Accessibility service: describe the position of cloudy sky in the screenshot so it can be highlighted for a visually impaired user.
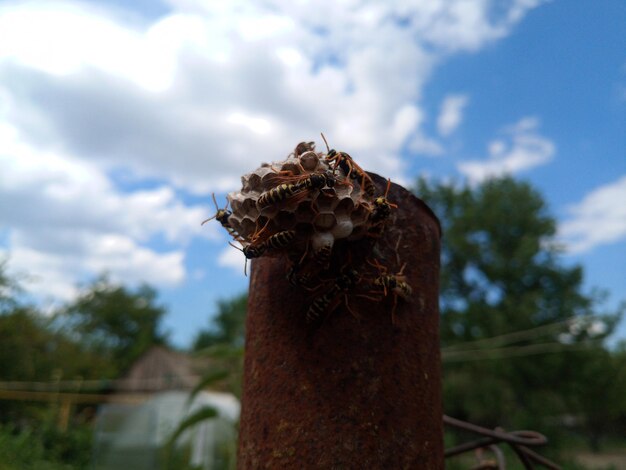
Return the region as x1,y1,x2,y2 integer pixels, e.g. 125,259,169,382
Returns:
0,0,624,347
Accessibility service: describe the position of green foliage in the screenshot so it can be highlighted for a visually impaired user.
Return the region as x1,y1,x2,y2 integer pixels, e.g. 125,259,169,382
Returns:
0,308,113,383
62,275,169,376
187,370,232,406
0,422,92,470
163,411,237,470
415,176,624,447
0,259,21,314
191,294,247,397
192,293,247,350
416,177,598,341
165,406,218,451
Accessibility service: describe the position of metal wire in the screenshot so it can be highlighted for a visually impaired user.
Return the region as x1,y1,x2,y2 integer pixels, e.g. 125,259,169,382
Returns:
444,415,561,470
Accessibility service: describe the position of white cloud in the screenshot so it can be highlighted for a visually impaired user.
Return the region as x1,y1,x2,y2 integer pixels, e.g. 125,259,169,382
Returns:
5,236,185,300
0,0,545,302
0,122,212,300
457,117,555,183
558,175,626,253
437,94,469,136
415,0,547,52
0,0,544,192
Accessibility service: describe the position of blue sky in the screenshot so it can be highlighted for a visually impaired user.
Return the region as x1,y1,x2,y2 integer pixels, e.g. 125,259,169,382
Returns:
0,0,624,347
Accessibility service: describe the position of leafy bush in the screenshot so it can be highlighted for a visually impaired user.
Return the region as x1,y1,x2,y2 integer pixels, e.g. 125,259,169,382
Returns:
0,423,92,470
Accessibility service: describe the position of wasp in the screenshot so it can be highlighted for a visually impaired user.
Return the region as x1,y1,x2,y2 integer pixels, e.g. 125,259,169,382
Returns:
263,229,297,251
202,193,233,230
321,133,376,197
286,263,315,290
286,246,311,288
306,269,359,323
230,229,296,275
369,178,398,224
257,171,337,208
367,258,412,323
314,244,333,268
239,229,296,258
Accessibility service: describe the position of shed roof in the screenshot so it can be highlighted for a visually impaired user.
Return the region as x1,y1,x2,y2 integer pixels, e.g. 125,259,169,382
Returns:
115,346,208,393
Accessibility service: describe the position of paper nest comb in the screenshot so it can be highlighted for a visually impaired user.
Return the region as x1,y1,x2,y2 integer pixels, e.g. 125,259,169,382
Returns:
226,144,375,258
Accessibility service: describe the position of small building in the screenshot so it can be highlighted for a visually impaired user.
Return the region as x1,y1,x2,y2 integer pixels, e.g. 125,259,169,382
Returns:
93,346,239,470
114,346,208,394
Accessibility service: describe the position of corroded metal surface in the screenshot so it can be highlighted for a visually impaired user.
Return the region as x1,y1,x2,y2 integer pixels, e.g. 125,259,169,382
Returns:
238,173,443,469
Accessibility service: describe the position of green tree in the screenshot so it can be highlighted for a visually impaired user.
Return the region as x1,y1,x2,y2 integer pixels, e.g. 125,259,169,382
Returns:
414,177,623,435
0,263,113,428
566,346,626,451
0,259,21,314
192,293,247,350
0,262,113,384
0,307,112,384
63,275,169,376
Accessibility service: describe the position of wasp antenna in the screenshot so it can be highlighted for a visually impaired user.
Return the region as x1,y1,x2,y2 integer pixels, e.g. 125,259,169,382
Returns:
394,234,402,266
384,178,392,198
320,132,331,153
211,192,219,210
344,295,360,319
365,257,378,270
397,263,407,277
367,257,386,274
356,293,383,302
228,241,244,253
391,295,398,325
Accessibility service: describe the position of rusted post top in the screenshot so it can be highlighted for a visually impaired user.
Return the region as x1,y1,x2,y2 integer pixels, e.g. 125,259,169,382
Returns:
238,173,443,469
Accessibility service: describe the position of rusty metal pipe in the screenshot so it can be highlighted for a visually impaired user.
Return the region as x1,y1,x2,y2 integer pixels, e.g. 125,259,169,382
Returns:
238,174,444,469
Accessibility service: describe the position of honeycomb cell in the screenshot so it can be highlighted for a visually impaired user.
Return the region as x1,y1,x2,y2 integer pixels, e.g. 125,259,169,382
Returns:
239,217,257,237
300,151,319,171
336,197,355,214
351,203,371,225
242,197,257,213
295,201,316,222
275,210,297,229
257,202,280,219
259,173,279,192
331,218,353,239
314,213,336,231
316,192,336,212
281,161,302,175
229,198,243,215
248,173,262,190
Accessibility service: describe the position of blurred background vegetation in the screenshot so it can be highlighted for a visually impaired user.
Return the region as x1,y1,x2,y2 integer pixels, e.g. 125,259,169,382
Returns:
1,176,624,469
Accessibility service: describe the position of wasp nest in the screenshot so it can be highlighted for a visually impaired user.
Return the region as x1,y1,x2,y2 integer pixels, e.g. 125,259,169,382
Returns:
206,139,410,324
228,155,372,250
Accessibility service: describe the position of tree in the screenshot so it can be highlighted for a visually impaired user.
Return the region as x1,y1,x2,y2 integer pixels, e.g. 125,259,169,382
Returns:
63,276,169,376
414,177,623,436
0,259,20,314
192,293,247,350
0,263,114,426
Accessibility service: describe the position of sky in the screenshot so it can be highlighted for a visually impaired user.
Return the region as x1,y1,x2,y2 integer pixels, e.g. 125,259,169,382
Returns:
0,0,624,348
